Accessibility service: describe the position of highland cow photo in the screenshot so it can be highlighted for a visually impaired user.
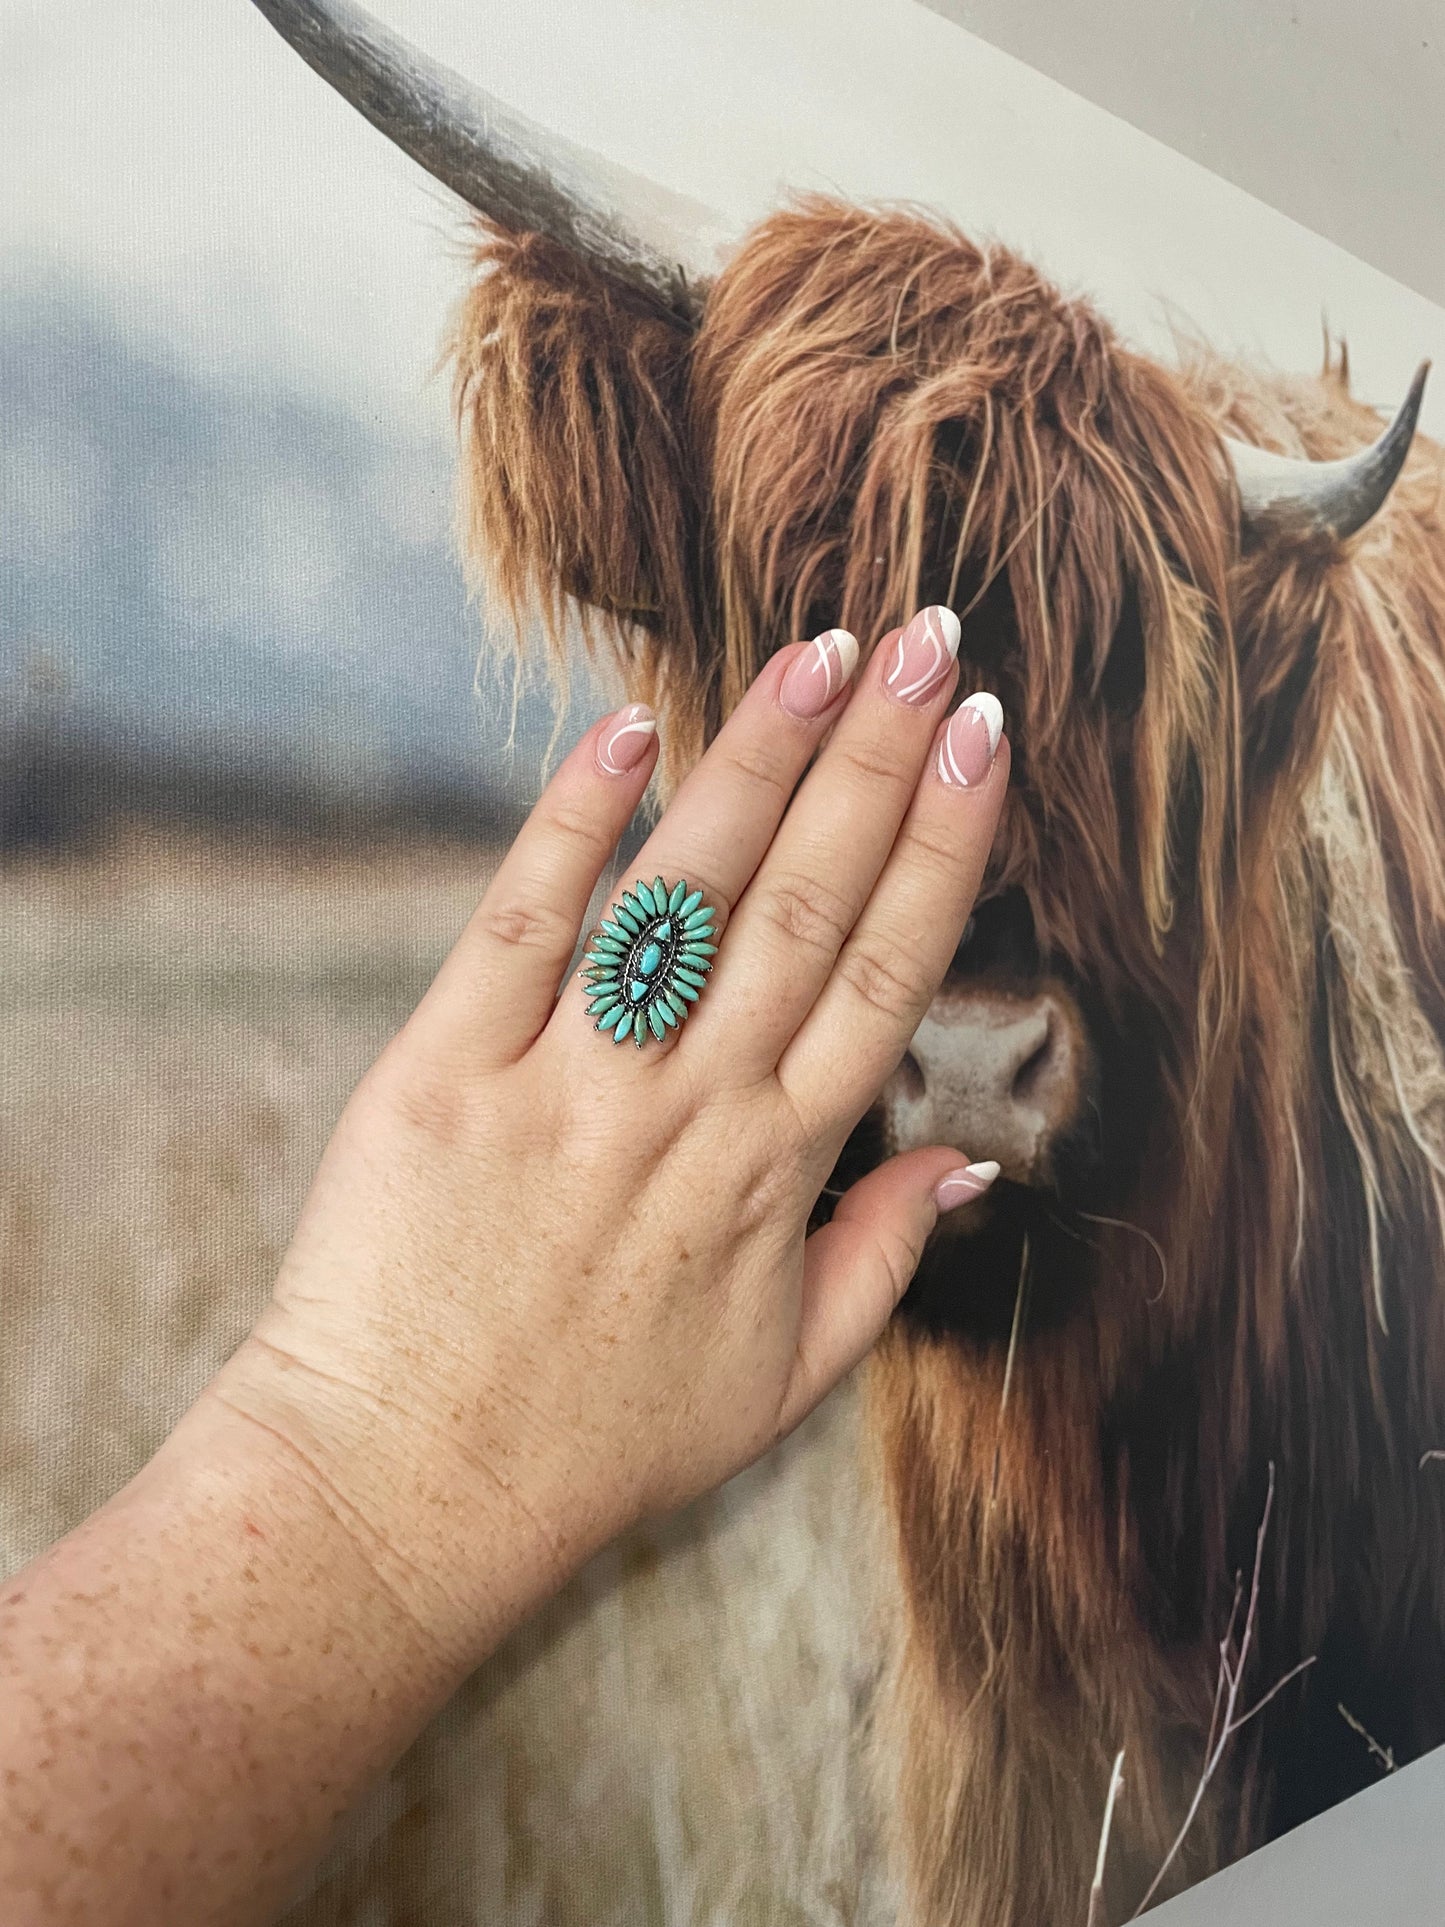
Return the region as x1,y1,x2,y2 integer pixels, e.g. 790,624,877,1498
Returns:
4,3,1445,1924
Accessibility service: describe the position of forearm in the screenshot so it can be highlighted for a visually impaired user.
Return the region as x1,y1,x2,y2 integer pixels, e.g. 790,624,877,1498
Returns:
0,1386,519,1927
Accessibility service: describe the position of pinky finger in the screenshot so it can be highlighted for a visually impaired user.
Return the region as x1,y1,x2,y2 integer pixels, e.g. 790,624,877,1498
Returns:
773,1151,1000,1437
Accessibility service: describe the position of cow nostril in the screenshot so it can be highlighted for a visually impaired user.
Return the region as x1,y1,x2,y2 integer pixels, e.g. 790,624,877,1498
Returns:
894,1049,926,1102
1010,1015,1054,1104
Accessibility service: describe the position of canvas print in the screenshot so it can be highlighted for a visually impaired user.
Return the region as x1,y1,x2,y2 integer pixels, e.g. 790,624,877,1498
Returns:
6,2,1445,1922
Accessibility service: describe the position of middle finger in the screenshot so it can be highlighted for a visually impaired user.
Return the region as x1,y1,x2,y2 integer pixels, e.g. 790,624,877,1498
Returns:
690,605,961,1068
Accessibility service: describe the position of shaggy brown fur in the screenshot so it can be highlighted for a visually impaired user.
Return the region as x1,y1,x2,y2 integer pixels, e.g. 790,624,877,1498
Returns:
451,198,1445,1921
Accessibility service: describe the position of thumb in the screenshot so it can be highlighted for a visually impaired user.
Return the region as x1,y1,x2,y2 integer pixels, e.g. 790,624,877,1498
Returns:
775,1150,1000,1437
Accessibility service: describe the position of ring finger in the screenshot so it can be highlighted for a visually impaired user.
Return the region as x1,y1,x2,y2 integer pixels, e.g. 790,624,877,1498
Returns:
550,626,861,1052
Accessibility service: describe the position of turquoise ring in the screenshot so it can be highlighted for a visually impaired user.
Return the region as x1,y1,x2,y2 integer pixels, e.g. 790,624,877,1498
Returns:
583,877,719,1046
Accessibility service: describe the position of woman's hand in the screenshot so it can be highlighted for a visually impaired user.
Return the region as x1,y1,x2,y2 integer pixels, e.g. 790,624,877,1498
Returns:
215,605,1009,1660
0,607,1008,1927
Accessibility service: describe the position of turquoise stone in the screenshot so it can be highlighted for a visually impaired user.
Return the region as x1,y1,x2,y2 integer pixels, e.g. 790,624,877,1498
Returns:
589,879,717,1046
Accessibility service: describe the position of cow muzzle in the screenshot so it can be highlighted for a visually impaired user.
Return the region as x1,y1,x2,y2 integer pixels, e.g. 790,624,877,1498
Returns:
880,982,1091,1190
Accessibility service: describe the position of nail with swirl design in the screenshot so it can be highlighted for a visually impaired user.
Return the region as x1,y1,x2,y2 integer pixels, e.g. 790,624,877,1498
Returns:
937,693,1004,788
596,704,658,776
779,628,860,719
884,605,961,706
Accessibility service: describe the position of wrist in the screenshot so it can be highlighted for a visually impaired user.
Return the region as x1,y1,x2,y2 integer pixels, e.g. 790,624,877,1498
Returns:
0,1386,479,1927
202,1331,598,1671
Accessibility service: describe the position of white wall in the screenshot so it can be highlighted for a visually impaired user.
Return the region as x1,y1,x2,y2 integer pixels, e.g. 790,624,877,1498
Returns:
3,0,1441,440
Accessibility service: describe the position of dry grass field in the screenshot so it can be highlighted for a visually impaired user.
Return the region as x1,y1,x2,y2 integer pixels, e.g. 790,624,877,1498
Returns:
1,828,494,1565
0,828,886,1926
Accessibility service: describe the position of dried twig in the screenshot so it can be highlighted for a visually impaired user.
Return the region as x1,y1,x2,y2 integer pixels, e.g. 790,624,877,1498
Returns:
1086,1749,1126,1927
1131,1463,1316,1917
990,1231,1032,1506
1337,1702,1397,1773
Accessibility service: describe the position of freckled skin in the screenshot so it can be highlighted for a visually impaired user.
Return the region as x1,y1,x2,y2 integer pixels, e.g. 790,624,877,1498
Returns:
0,1403,468,1926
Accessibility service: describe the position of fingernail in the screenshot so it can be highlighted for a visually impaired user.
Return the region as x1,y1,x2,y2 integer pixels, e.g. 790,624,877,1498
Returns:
779,628,860,719
883,606,961,706
596,704,658,775
936,693,1004,788
934,1160,1001,1211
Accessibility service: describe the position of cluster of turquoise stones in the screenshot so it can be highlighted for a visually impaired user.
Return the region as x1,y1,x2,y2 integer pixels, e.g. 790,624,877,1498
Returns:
584,877,718,1045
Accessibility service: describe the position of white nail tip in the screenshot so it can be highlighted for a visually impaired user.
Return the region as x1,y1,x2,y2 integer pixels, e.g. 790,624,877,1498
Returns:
962,692,1004,756
934,606,962,657
965,1160,1001,1183
824,628,860,682
597,712,657,773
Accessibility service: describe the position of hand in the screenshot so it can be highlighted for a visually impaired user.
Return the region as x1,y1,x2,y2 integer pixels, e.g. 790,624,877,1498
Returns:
0,607,1009,1927
213,606,1009,1663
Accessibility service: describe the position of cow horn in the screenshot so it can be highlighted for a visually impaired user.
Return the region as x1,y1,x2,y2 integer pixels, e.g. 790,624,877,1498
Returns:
248,0,699,315
1225,361,1430,541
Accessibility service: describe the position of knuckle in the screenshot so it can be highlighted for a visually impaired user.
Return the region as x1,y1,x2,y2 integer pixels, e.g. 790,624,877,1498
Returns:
837,930,934,1025
902,816,972,884
836,739,915,797
876,1223,926,1302
547,798,608,852
363,1043,474,1150
474,896,575,956
755,870,857,958
720,741,793,806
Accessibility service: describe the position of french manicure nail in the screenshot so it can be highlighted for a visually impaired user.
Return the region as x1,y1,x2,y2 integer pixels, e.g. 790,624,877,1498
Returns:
596,704,658,775
934,1160,1001,1212
937,693,1004,788
884,605,961,706
779,628,860,719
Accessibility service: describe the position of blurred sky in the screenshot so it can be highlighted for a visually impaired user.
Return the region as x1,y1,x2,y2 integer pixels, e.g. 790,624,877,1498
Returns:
3,0,1441,432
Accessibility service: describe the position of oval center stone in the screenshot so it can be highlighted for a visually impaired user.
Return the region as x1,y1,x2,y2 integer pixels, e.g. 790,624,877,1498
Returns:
638,940,664,977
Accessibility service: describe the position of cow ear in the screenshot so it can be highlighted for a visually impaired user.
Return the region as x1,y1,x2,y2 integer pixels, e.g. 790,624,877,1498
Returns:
450,231,710,782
